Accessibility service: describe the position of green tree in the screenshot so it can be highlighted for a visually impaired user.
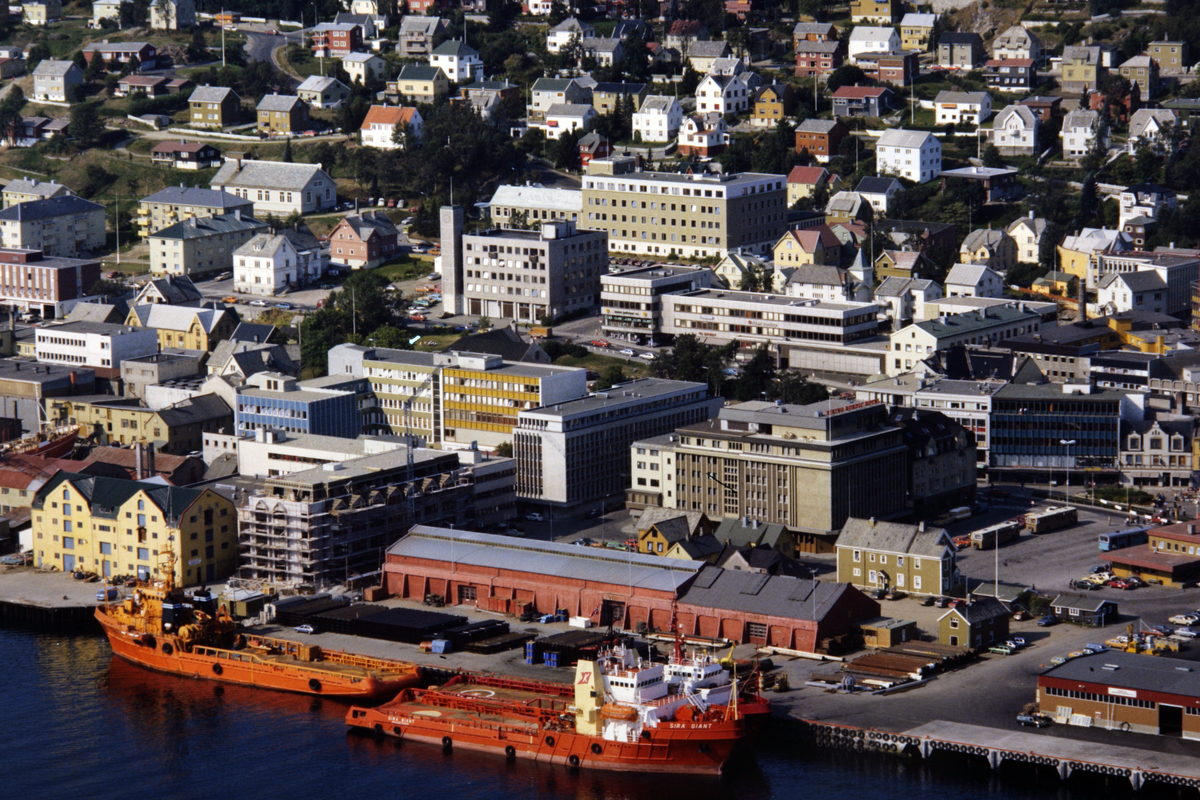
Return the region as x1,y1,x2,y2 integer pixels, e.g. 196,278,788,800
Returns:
733,344,776,401
555,128,583,171
299,308,352,375
594,365,628,390
826,64,865,92
366,324,415,349
771,370,830,405
981,144,1003,169
283,137,294,163
1038,221,1062,271
494,441,514,457
70,102,106,149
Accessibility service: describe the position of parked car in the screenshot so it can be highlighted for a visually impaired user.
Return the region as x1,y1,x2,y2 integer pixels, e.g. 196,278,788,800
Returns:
274,302,293,310
1107,579,1133,590
96,587,119,602
1009,636,1026,647
572,538,595,547
426,272,439,280
988,645,1014,655
1006,639,1024,650
525,512,544,522
294,624,315,635
1169,613,1200,626
1037,615,1058,627
1176,628,1199,639
951,535,972,550
620,349,635,356
249,299,268,307
221,296,238,304
409,314,426,322
215,272,232,281
107,271,122,279
921,595,936,607
639,352,656,360
1017,713,1051,728
591,340,609,347
1012,609,1030,621
934,596,950,608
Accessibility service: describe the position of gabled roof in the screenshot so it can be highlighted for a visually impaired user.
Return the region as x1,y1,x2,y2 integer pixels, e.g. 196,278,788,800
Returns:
961,228,1011,252
130,303,232,334
779,226,841,254
189,85,237,104
1050,592,1115,612
297,75,347,94
136,275,202,305
431,38,477,57
938,596,1008,625
945,262,998,287
140,186,249,209
994,104,1037,129
399,15,444,34
849,26,897,42
831,85,890,99
148,211,267,241
545,103,594,118
1129,108,1178,140
343,51,382,64
3,178,71,198
1099,270,1166,293
34,471,208,525
150,140,216,155
934,90,988,105
637,95,678,114
396,65,445,81
234,232,295,260
211,160,332,193
677,566,854,622
1062,108,1100,131
857,176,902,195
639,506,706,538
787,165,828,185
437,325,543,363
229,322,277,344
837,517,952,558
793,21,836,36
549,16,594,34
877,128,936,149
334,211,399,241
796,118,840,134
687,40,731,58
0,195,104,222
531,77,581,93
900,12,937,26
361,104,418,127
256,93,303,112
788,263,847,287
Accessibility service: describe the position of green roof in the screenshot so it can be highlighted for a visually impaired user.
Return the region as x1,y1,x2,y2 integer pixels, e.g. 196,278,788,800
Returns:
34,471,205,524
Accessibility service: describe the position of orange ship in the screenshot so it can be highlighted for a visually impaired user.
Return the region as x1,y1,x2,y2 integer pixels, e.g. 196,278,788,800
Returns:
347,642,765,774
95,548,423,699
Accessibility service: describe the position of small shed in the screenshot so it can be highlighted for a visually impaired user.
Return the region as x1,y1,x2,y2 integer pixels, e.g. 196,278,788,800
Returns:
1050,593,1117,626
936,596,1010,649
860,616,919,648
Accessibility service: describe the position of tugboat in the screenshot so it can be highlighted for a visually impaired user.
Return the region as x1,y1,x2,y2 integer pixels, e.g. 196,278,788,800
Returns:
96,546,423,699
346,640,766,773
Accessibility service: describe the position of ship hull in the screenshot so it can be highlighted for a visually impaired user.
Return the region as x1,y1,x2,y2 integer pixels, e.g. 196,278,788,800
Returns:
97,609,420,700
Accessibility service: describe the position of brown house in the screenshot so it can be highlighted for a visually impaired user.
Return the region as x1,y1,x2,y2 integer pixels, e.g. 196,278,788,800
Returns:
794,118,847,160
328,211,401,269
150,140,222,170
256,94,309,135
794,40,844,77
937,596,1010,649
752,83,795,126
190,85,241,129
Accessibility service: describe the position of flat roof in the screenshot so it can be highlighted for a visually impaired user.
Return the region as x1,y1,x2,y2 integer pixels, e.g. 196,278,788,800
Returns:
267,447,452,486
1042,650,1200,698
521,378,707,419
35,321,146,336
674,288,875,313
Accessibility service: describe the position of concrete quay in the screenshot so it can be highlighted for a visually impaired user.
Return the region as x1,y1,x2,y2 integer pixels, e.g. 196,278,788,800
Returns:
0,567,103,628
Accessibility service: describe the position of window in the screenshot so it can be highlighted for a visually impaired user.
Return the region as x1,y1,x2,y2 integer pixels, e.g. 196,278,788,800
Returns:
949,617,959,628
137,547,149,561
62,536,74,550
853,549,861,563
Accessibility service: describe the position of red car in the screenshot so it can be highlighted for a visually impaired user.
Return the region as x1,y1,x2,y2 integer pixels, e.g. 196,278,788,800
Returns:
410,314,426,322
952,535,972,550
1108,579,1134,590
591,340,609,347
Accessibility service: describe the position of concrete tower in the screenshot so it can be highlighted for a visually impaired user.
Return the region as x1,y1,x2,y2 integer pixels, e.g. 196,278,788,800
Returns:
439,205,464,315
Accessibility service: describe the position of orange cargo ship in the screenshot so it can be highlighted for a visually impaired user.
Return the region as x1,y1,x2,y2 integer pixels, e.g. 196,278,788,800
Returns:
95,548,423,699
347,642,766,774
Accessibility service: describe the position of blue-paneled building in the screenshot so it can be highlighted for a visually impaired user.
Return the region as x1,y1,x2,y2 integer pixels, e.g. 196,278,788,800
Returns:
235,372,364,439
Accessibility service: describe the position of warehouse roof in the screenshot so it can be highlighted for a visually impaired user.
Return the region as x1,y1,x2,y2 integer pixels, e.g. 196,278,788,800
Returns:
677,566,851,621
388,526,703,592
1042,650,1200,696
837,517,952,558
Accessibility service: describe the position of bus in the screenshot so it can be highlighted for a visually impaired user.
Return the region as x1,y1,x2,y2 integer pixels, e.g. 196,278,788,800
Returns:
1098,526,1152,552
971,520,1022,550
1027,506,1078,534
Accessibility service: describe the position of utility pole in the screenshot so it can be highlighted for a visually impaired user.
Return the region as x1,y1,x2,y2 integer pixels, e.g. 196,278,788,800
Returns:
221,9,226,68
114,194,120,264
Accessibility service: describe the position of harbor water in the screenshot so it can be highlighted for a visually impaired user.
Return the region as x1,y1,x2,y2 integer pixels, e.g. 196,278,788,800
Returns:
0,627,1161,800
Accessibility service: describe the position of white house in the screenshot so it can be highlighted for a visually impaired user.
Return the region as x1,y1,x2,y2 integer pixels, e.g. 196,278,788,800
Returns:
430,39,482,84
583,37,624,67
848,26,901,64
1127,108,1179,155
695,72,760,115
297,75,350,109
875,277,943,327
543,103,597,139
990,104,1039,156
632,95,682,143
992,25,1042,64
32,60,82,103
856,176,903,215
91,0,127,28
677,113,728,157
944,263,1003,298
211,158,336,216
1118,183,1177,229
1097,271,1168,315
34,321,158,370
876,129,942,183
149,0,195,30
360,105,422,150
784,263,873,303
234,231,327,296
1061,109,1105,159
933,90,992,125
547,16,595,53
1006,213,1049,264
342,52,386,85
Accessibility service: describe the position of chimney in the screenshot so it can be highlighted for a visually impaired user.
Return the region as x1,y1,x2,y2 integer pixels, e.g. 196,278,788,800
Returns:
869,517,876,526
1076,272,1086,322
135,442,144,480
918,521,925,532
147,443,155,477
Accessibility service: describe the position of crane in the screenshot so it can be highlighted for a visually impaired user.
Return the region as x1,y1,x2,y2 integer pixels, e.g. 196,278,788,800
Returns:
403,372,438,524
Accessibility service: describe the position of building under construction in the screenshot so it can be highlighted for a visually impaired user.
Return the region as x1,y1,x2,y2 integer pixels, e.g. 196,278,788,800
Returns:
236,447,491,588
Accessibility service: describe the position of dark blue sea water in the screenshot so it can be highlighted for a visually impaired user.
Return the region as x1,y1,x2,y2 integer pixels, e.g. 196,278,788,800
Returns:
0,627,1154,800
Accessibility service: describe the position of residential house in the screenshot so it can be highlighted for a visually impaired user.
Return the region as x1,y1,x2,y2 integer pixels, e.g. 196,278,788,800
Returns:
430,39,481,84
937,597,1009,648
850,0,901,24
30,472,237,585
149,141,222,171
234,228,327,296
1148,41,1189,73
211,158,337,216
677,113,728,157
1061,109,1105,159
342,52,386,85
24,0,62,25
189,86,240,129
637,508,711,556
583,37,624,67
327,211,400,269
547,16,595,53
0,50,26,81
126,304,238,352
848,26,900,64
685,41,731,74
148,211,269,279
115,75,167,98
0,196,106,258
856,176,903,216
1056,227,1132,284
1118,183,1176,229
785,261,872,303
1018,95,1062,122
2,179,72,207
984,58,1037,93
934,90,992,125
886,304,1042,375
1118,420,1195,486
1007,213,1049,264
135,186,253,239
992,25,1042,65
786,165,839,206
939,166,1021,203
836,517,957,596
149,0,194,30
1030,270,1074,297
82,41,157,69
333,12,382,39
1061,45,1106,94
255,94,308,135
945,263,1003,297
543,104,597,139
133,275,203,306
824,191,871,224
91,0,125,27
390,65,449,104
632,95,682,142
773,226,841,267
1049,593,1117,626
591,82,648,114
1098,271,1169,315
794,118,847,162
711,250,771,291
1087,81,1142,125
831,85,892,117
959,228,1017,272
989,104,1039,156
876,129,941,184
874,276,942,327
577,132,611,165
695,72,758,115
296,75,350,109
666,19,710,48
794,39,844,77
51,394,233,456
1119,55,1159,99
874,249,937,282
360,105,422,150
751,83,794,127
397,15,447,58
32,61,82,103
792,21,837,49
458,79,519,121
528,77,590,120
311,22,362,58
1127,108,1179,155
899,12,937,51
713,516,804,557
938,32,984,68
855,50,920,88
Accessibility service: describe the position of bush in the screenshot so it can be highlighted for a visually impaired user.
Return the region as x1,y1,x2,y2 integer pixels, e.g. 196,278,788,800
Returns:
130,92,189,117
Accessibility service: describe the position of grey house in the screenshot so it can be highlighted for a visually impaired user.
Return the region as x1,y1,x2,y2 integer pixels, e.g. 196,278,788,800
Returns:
1050,593,1118,626
938,32,985,69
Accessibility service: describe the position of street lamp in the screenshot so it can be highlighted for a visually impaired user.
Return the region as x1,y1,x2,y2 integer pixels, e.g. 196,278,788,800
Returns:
1060,439,1077,502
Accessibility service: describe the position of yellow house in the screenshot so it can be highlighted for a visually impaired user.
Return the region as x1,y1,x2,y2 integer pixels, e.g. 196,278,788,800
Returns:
900,13,937,51
50,394,233,455
31,471,238,586
850,0,900,23
126,304,238,351
636,508,709,555
390,65,450,104
752,83,794,126
772,227,838,266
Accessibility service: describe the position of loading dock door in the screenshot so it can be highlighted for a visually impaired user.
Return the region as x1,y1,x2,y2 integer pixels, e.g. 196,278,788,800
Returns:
1161,704,1183,736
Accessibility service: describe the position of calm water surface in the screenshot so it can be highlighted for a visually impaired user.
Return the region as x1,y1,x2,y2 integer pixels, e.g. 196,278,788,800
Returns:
0,627,1140,800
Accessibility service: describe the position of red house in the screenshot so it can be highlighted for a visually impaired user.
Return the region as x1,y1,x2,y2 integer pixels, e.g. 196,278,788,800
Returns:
328,211,400,269
795,40,844,77
311,23,363,58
